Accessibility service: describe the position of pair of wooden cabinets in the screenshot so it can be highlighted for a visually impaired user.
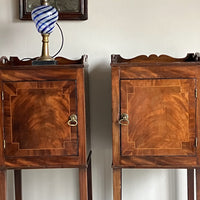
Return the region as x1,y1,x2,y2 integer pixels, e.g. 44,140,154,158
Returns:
0,56,92,200
111,53,200,200
0,54,199,200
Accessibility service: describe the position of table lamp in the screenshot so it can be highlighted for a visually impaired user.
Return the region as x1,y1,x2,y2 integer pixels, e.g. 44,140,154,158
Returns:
31,0,58,65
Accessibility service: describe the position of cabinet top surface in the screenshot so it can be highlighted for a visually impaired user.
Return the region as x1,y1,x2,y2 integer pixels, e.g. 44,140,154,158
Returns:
0,56,88,69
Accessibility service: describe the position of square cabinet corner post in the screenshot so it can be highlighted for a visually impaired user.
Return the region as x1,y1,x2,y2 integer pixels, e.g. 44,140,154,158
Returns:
111,53,200,200
0,65,6,200
0,55,92,200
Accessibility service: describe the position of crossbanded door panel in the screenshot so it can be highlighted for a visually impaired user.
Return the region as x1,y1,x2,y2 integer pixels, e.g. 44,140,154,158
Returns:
120,79,196,157
3,80,78,157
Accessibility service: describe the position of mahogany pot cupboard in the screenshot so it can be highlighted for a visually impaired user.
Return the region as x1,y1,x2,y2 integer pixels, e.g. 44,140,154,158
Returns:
111,53,200,200
0,56,92,200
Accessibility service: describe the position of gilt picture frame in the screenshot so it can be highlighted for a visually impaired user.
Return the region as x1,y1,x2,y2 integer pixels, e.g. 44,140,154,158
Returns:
19,0,88,20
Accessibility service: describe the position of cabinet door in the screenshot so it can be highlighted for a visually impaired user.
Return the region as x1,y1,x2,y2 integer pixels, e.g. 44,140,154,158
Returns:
120,79,196,157
3,80,78,157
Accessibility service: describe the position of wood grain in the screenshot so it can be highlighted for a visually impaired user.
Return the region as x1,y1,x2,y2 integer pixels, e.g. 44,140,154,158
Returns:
0,56,90,168
79,167,88,200
118,156,197,168
111,54,196,64
5,56,87,66
4,80,78,157
0,170,6,200
111,54,200,168
120,66,198,79
111,54,200,200
1,69,77,81
120,79,196,156
112,67,121,166
5,156,83,169
113,168,122,200
77,68,87,164
187,169,194,200
0,83,4,167
0,56,91,200
14,170,22,200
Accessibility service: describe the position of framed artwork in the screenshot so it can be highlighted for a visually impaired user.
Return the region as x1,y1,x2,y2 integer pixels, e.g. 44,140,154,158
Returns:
19,0,88,20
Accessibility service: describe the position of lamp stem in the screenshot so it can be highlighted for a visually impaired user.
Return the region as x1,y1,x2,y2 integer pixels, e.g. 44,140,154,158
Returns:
37,34,53,61
41,0,49,6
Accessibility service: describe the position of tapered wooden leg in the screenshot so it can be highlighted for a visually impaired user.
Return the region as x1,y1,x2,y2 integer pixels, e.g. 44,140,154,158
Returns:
0,170,6,200
79,167,88,200
14,170,22,200
113,168,122,200
87,158,92,200
187,169,194,200
196,168,200,200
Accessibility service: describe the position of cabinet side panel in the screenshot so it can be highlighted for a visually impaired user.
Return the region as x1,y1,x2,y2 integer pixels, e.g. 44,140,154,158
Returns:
197,78,200,164
77,68,87,164
112,67,120,165
84,67,91,157
0,80,5,167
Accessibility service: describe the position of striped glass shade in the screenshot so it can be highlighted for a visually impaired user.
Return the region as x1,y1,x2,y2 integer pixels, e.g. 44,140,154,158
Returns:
31,5,58,34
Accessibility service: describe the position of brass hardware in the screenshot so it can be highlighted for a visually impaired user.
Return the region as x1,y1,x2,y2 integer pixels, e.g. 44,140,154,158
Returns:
0,56,8,64
1,91,4,101
67,114,78,127
195,137,198,147
37,34,54,61
195,88,198,98
41,0,49,6
119,113,129,125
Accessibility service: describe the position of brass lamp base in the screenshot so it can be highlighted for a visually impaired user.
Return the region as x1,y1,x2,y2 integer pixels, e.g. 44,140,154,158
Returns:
38,33,54,61
32,60,57,66
32,33,57,65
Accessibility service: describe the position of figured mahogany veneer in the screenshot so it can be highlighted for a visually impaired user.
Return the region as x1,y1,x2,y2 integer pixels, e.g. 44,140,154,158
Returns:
111,54,200,200
4,80,78,157
121,79,196,157
0,56,92,200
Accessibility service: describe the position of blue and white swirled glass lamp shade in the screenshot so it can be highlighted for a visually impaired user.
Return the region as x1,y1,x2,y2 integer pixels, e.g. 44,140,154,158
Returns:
31,5,58,34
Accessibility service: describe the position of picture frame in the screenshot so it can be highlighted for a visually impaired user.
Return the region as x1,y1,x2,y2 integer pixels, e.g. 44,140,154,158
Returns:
19,0,88,20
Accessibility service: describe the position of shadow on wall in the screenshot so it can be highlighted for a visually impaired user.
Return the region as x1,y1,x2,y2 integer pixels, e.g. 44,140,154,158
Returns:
89,60,113,200
89,61,112,149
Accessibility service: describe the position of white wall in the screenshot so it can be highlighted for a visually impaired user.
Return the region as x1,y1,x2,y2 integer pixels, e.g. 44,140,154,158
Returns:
1,0,199,199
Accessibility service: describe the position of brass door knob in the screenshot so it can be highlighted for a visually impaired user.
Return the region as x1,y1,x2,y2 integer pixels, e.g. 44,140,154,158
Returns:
67,114,78,127
119,113,129,125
